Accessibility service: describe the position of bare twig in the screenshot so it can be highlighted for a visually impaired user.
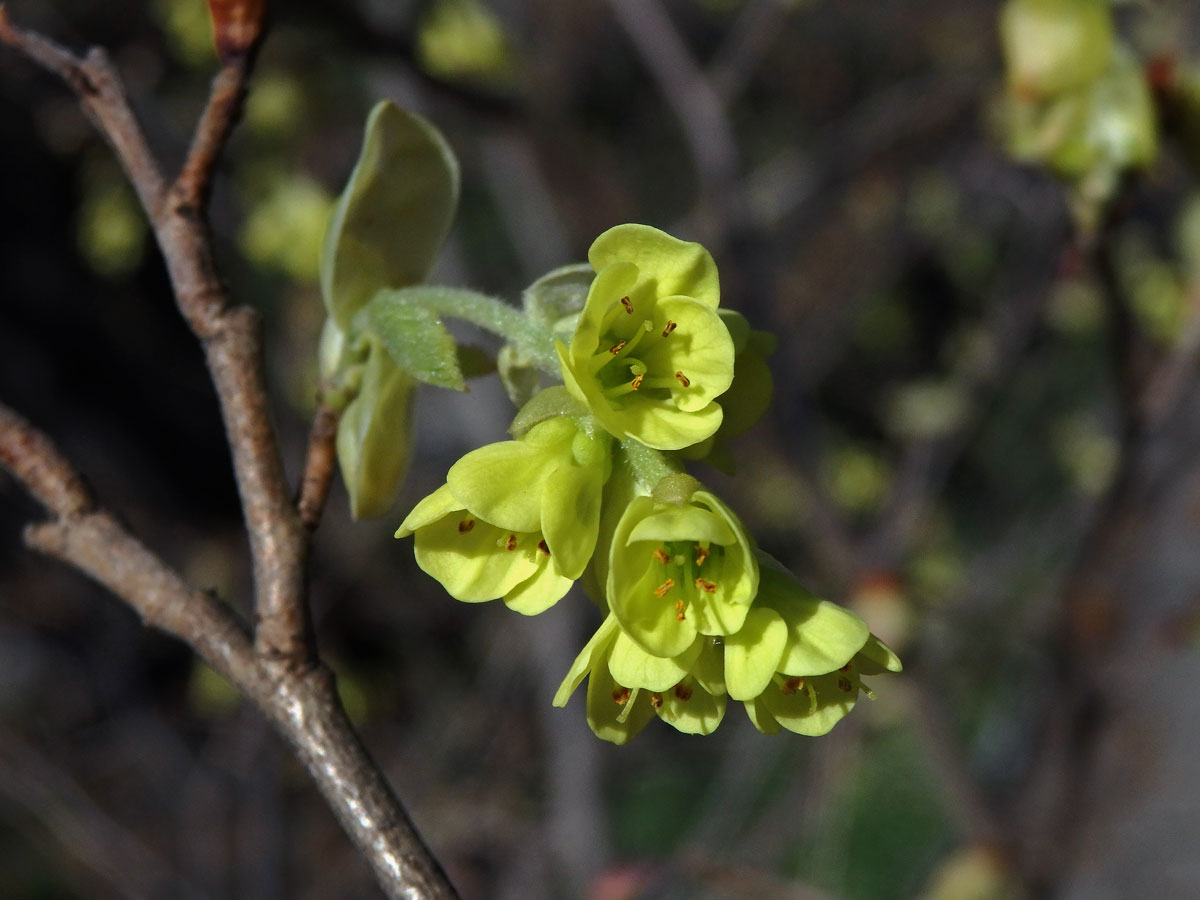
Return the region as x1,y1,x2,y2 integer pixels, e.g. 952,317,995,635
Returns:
298,403,341,531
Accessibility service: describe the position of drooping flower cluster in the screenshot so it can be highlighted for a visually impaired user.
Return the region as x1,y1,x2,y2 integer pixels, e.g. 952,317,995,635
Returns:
397,224,900,743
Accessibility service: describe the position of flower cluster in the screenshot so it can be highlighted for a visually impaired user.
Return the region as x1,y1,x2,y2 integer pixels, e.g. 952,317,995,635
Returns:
397,224,900,743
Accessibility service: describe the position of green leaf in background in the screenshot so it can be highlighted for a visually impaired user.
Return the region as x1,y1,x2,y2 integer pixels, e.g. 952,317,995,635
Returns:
368,290,466,391
336,338,418,519
320,101,460,329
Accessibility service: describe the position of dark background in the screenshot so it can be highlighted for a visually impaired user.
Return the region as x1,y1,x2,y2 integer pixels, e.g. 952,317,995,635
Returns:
3,1,1200,898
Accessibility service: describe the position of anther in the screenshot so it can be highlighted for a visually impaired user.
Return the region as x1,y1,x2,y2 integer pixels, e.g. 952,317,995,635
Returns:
695,577,717,594
537,539,551,556
675,598,686,621
782,677,804,696
608,340,626,355
630,373,644,390
839,663,852,672
652,548,671,564
654,579,675,597
457,518,475,534
674,370,691,387
695,546,709,566
620,296,633,314
650,692,663,709
837,677,853,692
504,534,518,551
612,686,631,705
662,320,677,337
674,683,693,701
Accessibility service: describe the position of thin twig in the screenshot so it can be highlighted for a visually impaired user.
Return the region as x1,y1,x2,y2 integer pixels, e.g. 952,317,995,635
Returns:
298,403,341,531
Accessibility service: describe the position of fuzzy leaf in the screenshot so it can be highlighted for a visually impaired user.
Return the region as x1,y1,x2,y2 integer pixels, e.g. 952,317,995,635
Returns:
369,291,465,391
321,101,459,328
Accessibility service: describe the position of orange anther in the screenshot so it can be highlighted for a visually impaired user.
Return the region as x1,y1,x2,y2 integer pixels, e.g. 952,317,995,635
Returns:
674,370,691,387
695,577,717,594
612,686,631,705
694,546,709,566
620,296,633,314
537,539,551,556
837,677,853,693
781,677,804,696
675,599,686,621
608,340,626,355
504,534,518,551
654,578,675,597
652,548,671,564
630,373,644,390
649,692,663,709
661,320,677,337
457,518,475,534
673,683,693,701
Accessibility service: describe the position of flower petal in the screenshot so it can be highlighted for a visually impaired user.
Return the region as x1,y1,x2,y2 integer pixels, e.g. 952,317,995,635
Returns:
541,458,603,579
763,672,859,736
626,505,736,546
656,681,726,735
642,296,735,411
503,559,573,615
588,224,720,308
447,440,550,533
553,615,619,707
412,513,541,603
724,606,788,701
395,483,460,537
608,630,702,691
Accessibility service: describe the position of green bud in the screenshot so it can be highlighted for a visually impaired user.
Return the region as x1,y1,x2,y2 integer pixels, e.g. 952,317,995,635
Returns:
336,336,417,519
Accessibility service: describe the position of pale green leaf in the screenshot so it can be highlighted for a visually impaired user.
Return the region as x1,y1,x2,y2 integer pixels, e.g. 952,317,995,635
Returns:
321,101,459,328
368,291,465,391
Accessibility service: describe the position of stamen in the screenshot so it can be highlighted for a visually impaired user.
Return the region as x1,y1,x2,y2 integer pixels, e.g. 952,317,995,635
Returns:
504,534,518,551
674,370,691,388
630,373,644,390
839,663,852,672
781,676,805,696
457,518,475,534
608,340,626,355
620,295,633,314
612,686,631,705
837,677,853,693
537,539,551,556
654,579,675,597
649,692,663,709
674,683,693,701
661,320,677,337
694,546,709,567
652,548,671,564
695,577,717,594
675,599,686,621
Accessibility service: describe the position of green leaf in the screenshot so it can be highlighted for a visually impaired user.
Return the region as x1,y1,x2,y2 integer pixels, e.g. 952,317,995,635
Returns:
368,290,466,391
336,339,418,519
320,101,460,329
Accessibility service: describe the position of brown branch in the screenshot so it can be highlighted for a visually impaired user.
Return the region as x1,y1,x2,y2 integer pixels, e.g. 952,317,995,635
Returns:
298,403,342,531
1,10,459,898
1,405,458,899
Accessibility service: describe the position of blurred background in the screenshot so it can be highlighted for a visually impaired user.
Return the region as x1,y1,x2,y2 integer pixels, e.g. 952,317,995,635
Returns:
4,0,1200,897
